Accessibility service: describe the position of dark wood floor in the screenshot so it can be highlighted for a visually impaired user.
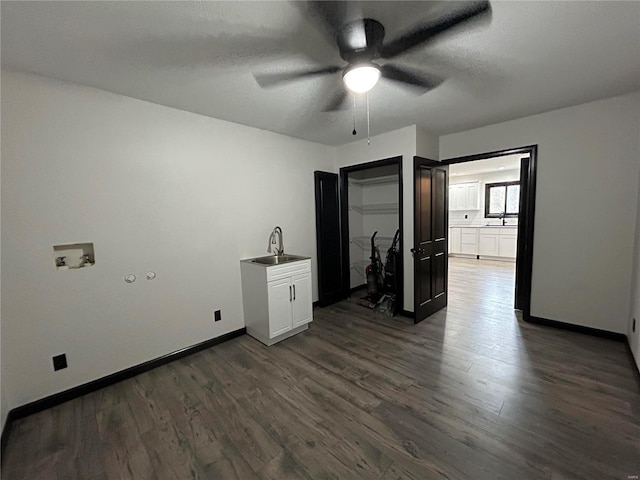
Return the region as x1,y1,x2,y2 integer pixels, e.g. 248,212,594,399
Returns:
3,258,640,479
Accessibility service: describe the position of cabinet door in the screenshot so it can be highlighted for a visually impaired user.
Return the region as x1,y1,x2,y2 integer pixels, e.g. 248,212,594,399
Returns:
478,232,499,255
448,186,456,210
449,185,464,211
449,227,461,254
267,278,293,337
499,235,517,258
291,273,313,327
466,183,480,210
460,228,477,254
455,185,465,210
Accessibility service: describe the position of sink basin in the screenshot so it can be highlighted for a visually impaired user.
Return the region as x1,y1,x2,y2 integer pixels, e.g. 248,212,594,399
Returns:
250,254,308,265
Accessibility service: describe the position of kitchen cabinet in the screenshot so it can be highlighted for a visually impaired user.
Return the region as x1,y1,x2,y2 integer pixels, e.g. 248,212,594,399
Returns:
478,227,518,258
241,257,313,346
460,228,478,254
449,182,480,211
450,226,517,259
449,227,461,254
498,227,518,258
478,228,499,256
449,184,464,210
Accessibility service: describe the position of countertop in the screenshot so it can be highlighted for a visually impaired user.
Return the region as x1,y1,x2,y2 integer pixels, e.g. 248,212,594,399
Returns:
450,224,518,228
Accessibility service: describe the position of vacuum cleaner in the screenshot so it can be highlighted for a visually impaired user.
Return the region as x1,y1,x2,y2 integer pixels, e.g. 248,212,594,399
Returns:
357,231,384,308
358,230,401,316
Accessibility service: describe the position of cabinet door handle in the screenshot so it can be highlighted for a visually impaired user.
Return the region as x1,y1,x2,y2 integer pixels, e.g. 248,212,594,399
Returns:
289,286,292,302
293,284,296,301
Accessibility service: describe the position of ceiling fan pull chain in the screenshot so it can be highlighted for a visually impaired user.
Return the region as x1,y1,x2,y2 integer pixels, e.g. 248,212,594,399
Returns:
352,95,357,136
366,92,371,145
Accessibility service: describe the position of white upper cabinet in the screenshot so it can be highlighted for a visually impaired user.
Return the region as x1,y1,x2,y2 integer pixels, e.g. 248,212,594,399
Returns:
449,182,480,211
466,182,480,210
450,184,464,210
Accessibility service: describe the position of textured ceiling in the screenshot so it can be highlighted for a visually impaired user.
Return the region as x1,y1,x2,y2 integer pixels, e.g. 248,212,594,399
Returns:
2,1,639,145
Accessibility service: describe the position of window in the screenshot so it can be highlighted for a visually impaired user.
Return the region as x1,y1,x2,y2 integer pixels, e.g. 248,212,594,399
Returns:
485,181,520,218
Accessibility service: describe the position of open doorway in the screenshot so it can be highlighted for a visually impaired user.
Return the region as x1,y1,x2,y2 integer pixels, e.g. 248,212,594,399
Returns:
447,155,522,318
442,146,537,318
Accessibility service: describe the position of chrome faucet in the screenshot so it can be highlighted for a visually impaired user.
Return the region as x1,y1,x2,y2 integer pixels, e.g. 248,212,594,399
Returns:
269,226,284,256
499,211,507,226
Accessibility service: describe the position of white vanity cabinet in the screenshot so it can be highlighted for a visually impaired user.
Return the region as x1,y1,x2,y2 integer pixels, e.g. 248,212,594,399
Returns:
241,257,313,346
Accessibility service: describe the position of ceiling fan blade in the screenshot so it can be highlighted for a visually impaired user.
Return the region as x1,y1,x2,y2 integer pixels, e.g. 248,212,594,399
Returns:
322,88,349,112
114,33,319,69
379,1,491,59
380,64,443,92
254,65,342,89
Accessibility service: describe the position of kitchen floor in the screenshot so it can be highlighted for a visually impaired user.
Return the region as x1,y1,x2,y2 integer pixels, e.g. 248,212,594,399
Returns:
447,256,516,314
3,257,639,479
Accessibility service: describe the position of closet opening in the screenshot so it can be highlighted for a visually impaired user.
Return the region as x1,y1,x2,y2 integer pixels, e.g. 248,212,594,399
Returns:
340,156,403,314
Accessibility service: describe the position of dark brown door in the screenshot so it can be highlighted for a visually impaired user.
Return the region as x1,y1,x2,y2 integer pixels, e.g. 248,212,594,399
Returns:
412,157,448,323
314,171,344,307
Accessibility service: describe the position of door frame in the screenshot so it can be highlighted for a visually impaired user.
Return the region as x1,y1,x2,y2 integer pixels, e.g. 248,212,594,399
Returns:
440,145,538,320
339,156,404,310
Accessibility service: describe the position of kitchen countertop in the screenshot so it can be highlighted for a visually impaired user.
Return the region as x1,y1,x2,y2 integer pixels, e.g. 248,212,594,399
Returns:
450,224,518,228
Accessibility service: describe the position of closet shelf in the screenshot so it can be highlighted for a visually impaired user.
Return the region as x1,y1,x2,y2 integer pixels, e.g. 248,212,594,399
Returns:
349,175,399,186
350,203,399,215
350,260,370,278
350,236,394,250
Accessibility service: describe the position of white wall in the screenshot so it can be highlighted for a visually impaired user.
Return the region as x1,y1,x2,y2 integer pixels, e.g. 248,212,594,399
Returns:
0,125,6,430
361,181,400,239
348,182,364,288
335,125,421,312
0,242,5,433
1,71,335,409
0,390,7,433
440,92,640,333
416,127,439,160
628,165,640,371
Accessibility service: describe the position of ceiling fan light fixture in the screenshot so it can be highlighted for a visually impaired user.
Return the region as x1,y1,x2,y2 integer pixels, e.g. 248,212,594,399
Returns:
343,64,381,93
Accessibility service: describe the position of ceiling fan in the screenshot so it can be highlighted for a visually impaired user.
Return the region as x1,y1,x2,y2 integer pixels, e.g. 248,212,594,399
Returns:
254,1,492,111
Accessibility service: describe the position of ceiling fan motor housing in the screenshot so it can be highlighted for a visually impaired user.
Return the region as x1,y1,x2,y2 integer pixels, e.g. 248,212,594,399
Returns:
337,18,385,63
